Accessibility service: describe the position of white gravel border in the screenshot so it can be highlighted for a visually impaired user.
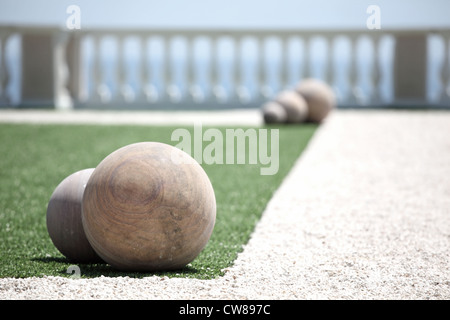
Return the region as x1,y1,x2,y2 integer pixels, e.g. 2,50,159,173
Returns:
0,108,263,126
1,109,450,299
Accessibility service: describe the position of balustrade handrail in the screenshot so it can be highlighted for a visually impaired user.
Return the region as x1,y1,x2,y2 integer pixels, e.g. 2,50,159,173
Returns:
2,24,449,35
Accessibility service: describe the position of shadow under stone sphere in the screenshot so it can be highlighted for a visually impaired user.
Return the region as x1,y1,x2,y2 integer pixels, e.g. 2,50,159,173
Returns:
295,78,336,123
46,168,103,263
81,142,216,271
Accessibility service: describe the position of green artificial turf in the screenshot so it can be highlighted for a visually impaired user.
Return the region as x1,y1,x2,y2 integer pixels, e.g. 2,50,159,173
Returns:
0,122,316,279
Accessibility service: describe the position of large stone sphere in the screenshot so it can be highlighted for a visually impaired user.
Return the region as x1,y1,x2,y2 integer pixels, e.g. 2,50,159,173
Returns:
81,142,216,271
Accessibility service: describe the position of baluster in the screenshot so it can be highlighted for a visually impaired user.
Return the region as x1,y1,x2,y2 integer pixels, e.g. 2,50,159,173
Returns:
371,35,382,104
92,34,104,102
186,35,194,101
234,36,246,102
0,32,11,105
53,30,73,109
302,36,311,79
281,36,290,90
258,36,270,99
326,35,341,102
211,36,226,103
441,34,450,103
210,36,217,101
162,36,171,101
325,35,334,86
187,36,202,103
165,36,181,103
139,35,149,102
144,36,159,103
209,36,217,101
349,35,362,104
116,35,124,101
93,34,111,103
118,36,135,103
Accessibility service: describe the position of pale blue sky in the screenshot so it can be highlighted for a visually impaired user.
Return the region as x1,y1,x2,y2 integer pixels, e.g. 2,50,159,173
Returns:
1,0,450,29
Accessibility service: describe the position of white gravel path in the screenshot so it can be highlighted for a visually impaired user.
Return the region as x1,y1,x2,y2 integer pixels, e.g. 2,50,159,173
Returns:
1,109,450,299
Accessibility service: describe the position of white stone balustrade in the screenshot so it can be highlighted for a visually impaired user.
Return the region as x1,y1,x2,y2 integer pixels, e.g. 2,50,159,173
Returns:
0,25,449,109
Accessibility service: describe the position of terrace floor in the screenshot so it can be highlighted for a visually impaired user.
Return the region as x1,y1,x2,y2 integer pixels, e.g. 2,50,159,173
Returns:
1,108,450,299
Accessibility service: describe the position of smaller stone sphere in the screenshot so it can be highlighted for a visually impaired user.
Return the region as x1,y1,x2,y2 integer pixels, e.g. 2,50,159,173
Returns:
261,101,287,124
46,168,103,263
274,90,308,123
295,78,336,123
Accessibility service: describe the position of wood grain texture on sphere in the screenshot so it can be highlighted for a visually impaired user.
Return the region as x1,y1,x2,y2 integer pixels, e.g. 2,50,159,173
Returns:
275,90,308,123
296,78,336,123
46,168,103,263
81,142,216,271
